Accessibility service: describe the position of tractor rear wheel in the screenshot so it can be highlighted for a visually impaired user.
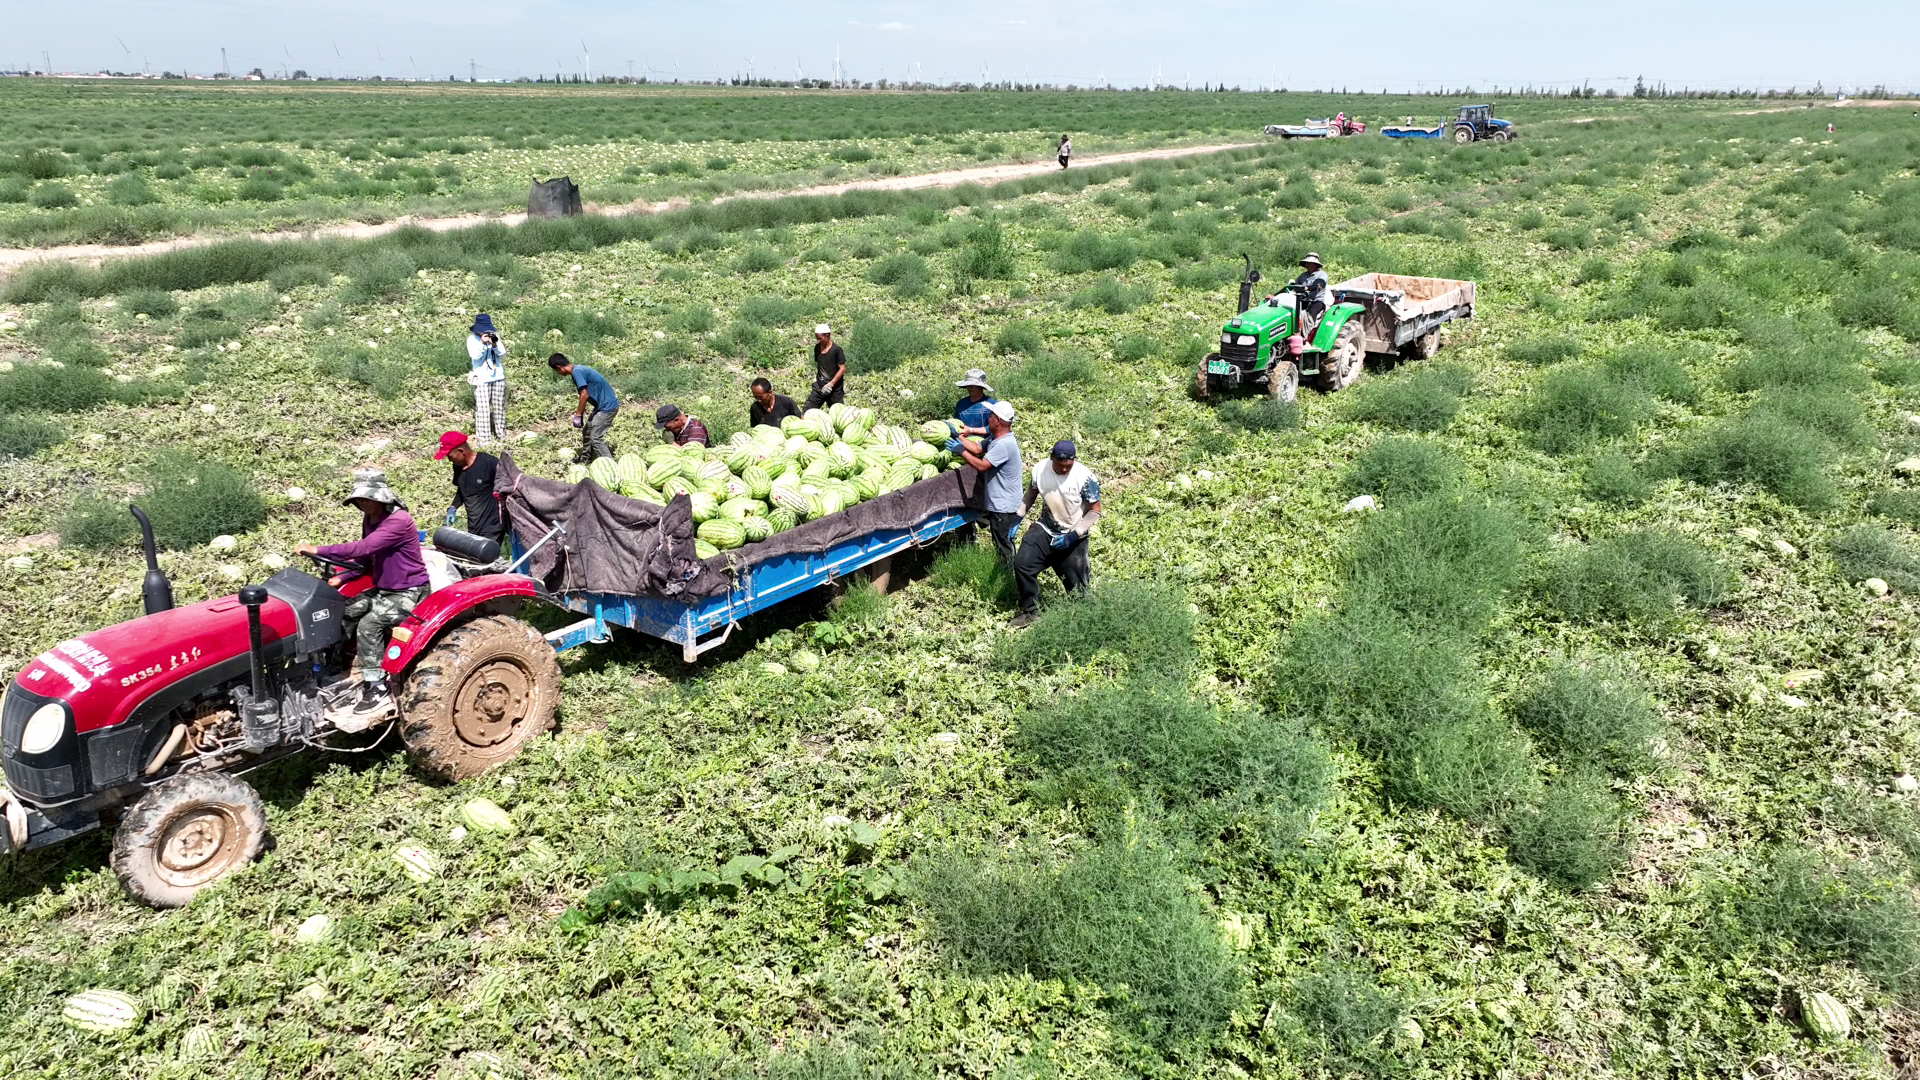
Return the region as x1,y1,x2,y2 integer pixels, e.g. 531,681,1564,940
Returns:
1452,126,1475,145
399,614,560,782
1266,361,1300,403
1193,354,1217,401
112,773,268,908
1316,321,1366,392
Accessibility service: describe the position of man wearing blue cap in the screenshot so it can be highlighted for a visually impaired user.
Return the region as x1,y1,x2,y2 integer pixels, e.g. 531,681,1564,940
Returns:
1011,439,1102,628
465,313,508,446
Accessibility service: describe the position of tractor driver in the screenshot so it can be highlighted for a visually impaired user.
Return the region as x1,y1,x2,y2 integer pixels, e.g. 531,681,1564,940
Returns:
1285,252,1332,337
295,469,431,721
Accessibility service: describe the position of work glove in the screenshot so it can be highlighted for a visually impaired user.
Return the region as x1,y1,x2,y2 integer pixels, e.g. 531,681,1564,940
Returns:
443,508,459,527
943,438,963,454
570,414,583,429
1049,530,1076,551
1006,524,1022,545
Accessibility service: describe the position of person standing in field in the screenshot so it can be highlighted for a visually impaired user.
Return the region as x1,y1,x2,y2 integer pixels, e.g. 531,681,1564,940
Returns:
952,401,1023,563
1010,439,1102,628
466,313,508,446
434,431,505,544
952,369,998,439
548,352,619,462
1057,135,1072,169
805,323,846,410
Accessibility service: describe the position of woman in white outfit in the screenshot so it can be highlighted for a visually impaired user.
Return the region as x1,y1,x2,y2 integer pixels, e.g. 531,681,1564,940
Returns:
466,313,508,446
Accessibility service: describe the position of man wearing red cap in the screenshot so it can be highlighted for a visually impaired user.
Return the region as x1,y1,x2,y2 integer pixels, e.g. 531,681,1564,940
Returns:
434,431,504,543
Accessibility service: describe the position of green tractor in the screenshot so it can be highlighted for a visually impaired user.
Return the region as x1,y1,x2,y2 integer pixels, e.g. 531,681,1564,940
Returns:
1193,256,1368,404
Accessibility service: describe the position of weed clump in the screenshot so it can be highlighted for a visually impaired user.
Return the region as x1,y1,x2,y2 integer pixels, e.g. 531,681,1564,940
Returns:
1538,530,1732,625
730,244,784,274
120,288,178,318
911,839,1240,1046
997,350,1096,406
1507,768,1628,890
0,414,62,458
928,543,1014,606
1341,437,1458,501
1740,846,1920,995
737,295,819,326
1868,491,1920,525
1584,451,1653,505
514,305,626,345
993,320,1045,358
1290,964,1405,1067
1662,412,1840,509
339,248,416,302
1345,495,1529,632
1829,525,1920,591
1067,275,1150,314
141,452,267,549
1350,366,1471,432
1598,344,1699,405
1517,367,1655,453
1511,661,1661,774
845,317,937,375
1217,397,1301,433
317,346,406,399
993,580,1193,675
62,496,138,549
1507,336,1583,366
0,365,116,412
866,252,932,298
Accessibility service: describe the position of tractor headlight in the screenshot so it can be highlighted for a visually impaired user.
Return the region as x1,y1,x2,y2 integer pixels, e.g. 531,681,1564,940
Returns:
1235,335,1257,346
19,702,69,755
1220,333,1234,345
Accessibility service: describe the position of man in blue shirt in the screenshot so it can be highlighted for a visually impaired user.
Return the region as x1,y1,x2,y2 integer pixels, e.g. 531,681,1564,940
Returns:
548,352,619,462
953,401,1023,563
953,369,997,438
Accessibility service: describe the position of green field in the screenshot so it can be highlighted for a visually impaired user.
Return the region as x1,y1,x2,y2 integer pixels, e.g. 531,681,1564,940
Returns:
4,85,1920,1078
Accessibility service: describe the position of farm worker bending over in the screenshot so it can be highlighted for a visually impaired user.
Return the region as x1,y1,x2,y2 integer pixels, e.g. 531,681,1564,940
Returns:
1011,440,1103,628
465,312,508,446
655,404,709,447
952,400,1023,563
952,369,998,438
749,377,801,428
434,431,504,543
1287,253,1331,336
805,323,847,410
549,352,619,462
295,469,430,721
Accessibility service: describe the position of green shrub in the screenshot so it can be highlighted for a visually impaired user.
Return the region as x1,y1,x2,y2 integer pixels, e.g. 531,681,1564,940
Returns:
1869,492,1920,524
317,345,406,398
0,176,28,204
1740,846,1920,995
730,244,784,274
139,453,267,549
1829,525,1920,591
997,349,1096,406
1350,366,1470,432
1507,768,1628,890
28,182,77,209
1274,174,1320,209
1598,344,1698,404
1341,437,1458,501
954,222,1016,279
665,304,715,333
0,414,62,458
621,359,697,402
928,542,1015,606
1663,412,1839,509
1583,451,1653,506
1538,530,1732,625
1516,208,1546,230
992,320,1045,358
1751,389,1875,451
15,148,72,180
0,365,115,412
1545,226,1595,252
866,253,932,298
1113,333,1158,364
993,580,1193,675
339,248,417,302
1574,257,1614,285
105,173,158,207
1291,964,1405,1066
1511,661,1661,774
120,288,178,318
1068,276,1149,314
514,304,626,345
737,295,819,326
910,839,1240,1047
265,263,331,293
1217,397,1301,433
1507,336,1583,366
799,243,840,264
1346,495,1529,634
62,496,139,550
1019,680,1329,847
1517,367,1655,453
846,317,937,375
1051,232,1137,274
1387,703,1539,820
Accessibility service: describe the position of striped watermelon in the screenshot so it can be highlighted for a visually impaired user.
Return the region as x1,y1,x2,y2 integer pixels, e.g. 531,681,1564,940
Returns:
742,464,773,499
181,1024,221,1060
295,913,336,943
688,492,720,523
783,434,811,457
564,464,589,484
851,474,880,500
696,459,731,482
722,446,753,474
780,414,809,437
887,425,914,451
643,444,680,464
827,402,852,428
919,462,940,480
804,492,826,519
1802,991,1850,1041
803,457,835,480
750,423,785,444
722,476,751,499
908,441,940,463
768,507,798,532
921,420,956,442
819,489,847,516
828,441,857,472
719,497,758,521
770,484,808,515
460,798,515,835
396,844,439,882
626,485,665,506
884,467,918,492
63,989,143,1035
645,458,681,488
742,516,773,542
698,518,746,549
661,476,694,499
616,454,647,491
588,458,619,489
694,538,720,560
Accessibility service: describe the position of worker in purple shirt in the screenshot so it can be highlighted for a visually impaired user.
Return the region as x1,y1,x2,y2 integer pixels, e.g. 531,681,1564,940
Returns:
295,469,430,720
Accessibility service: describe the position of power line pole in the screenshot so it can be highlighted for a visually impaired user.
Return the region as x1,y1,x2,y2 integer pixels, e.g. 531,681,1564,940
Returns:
470,59,476,82
220,47,228,77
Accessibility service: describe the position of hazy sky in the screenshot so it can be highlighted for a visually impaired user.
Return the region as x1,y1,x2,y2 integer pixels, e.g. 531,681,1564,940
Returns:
7,0,1917,93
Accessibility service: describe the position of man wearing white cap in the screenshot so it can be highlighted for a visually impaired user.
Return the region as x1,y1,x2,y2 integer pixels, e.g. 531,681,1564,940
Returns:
1011,439,1102,627
952,369,998,438
805,323,847,410
953,400,1023,563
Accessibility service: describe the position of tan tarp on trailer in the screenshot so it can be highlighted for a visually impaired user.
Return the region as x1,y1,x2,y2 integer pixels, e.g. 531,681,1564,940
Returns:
1332,273,1477,354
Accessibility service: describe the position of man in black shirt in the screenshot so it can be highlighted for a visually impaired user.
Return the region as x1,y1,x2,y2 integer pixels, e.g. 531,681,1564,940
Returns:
805,323,847,410
750,377,802,429
434,431,505,542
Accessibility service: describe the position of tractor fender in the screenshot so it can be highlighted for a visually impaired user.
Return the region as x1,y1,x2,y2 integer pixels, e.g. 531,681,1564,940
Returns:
380,575,544,676
1310,303,1367,353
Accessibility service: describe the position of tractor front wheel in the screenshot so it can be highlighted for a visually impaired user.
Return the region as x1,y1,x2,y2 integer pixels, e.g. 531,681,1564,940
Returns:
1491,129,1511,143
112,773,268,908
1266,361,1299,403
1316,321,1366,392
1193,354,1217,401
1452,126,1475,145
399,614,560,781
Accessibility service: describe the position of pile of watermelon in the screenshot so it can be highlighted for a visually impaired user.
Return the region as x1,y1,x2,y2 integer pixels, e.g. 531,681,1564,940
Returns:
561,405,960,559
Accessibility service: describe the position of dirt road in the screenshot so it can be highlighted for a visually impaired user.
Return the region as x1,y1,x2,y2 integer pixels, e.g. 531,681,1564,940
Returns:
0,142,1255,276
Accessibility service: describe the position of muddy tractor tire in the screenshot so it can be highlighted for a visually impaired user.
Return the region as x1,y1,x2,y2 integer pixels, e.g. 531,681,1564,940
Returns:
1316,321,1366,392
1452,125,1476,145
1266,360,1300,403
1193,354,1217,401
399,614,560,782
112,772,268,908
1401,330,1441,363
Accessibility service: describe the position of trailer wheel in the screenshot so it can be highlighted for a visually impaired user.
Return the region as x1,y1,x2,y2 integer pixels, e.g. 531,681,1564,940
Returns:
1193,354,1217,401
1266,361,1299,403
112,773,267,908
1316,321,1366,392
399,614,560,782
1401,330,1441,362
1452,126,1476,145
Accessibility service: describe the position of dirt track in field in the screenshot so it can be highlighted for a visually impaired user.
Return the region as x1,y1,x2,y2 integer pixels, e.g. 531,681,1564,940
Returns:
0,142,1255,277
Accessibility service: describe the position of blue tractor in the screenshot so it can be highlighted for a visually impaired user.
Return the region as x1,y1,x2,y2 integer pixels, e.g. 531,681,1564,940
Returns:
1450,104,1514,144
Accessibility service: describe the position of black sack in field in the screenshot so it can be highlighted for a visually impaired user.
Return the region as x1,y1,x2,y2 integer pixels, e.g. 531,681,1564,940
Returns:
527,176,583,218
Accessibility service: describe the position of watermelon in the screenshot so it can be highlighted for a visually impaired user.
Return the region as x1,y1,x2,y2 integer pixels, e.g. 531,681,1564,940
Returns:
688,491,720,523
396,844,439,882
770,485,808,515
851,473,880,500
921,420,957,442
645,458,681,488
780,415,808,437
719,497,758,521
181,1024,221,1061
460,798,515,835
827,402,852,428
1802,991,1850,1041
789,649,821,673
722,446,753,474
768,507,798,532
295,913,336,943
678,442,707,459
800,457,832,481
919,462,940,480
564,464,589,485
695,459,730,482
908,441,941,463
759,661,789,676
661,476,694,499
722,476,751,499
643,444,680,464
884,467,918,492
795,441,827,466
819,489,847,516
626,485,665,506
828,441,857,472
750,423,785,444
698,518,746,549
588,458,619,489
615,454,647,490
804,492,826,519
862,443,899,466
695,474,728,497
742,464,773,499
63,989,143,1035
741,516,773,542
803,407,833,430
694,538,720,560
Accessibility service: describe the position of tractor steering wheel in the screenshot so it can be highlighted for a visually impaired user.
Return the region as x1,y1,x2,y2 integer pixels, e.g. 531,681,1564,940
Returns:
301,551,364,575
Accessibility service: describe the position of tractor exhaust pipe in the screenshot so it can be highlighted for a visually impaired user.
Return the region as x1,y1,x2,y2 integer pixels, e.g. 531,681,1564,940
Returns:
237,584,281,751
1237,253,1254,314
129,505,173,615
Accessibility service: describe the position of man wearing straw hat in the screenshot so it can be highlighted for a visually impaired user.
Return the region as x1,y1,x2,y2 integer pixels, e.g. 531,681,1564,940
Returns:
465,313,508,446
296,469,431,721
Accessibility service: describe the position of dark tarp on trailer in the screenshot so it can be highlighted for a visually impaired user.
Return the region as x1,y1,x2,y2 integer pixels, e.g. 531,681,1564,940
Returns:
496,453,988,602
526,176,583,219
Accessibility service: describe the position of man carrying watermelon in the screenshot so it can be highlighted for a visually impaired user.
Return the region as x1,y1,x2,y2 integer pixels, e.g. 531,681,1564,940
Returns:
952,401,1023,563
1011,440,1102,628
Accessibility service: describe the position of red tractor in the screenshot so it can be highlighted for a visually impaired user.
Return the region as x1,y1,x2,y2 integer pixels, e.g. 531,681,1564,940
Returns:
0,507,560,907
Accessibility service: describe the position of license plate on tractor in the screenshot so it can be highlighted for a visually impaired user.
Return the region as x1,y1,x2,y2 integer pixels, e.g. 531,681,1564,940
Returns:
1207,359,1234,375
